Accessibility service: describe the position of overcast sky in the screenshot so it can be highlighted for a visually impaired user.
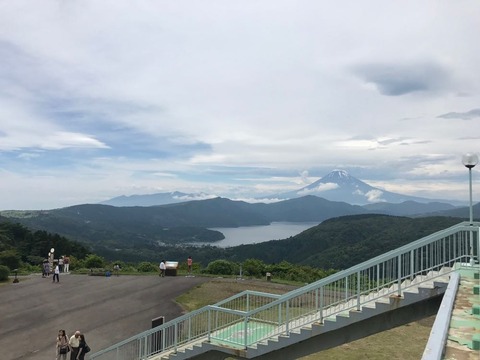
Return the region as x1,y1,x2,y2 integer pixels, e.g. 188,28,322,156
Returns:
1,0,480,210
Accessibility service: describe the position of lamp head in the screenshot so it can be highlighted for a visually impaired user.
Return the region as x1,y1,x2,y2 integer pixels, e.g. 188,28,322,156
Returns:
462,153,479,169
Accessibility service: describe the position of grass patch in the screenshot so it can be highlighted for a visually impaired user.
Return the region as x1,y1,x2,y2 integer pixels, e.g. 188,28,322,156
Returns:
298,316,435,359
176,277,297,312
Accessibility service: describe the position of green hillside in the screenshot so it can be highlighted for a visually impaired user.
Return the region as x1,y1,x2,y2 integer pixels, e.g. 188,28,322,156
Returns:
0,198,465,271
0,196,368,248
71,214,462,270
0,217,90,268
228,215,461,269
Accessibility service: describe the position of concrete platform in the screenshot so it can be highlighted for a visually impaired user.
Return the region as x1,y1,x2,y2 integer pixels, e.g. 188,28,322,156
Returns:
443,266,480,359
0,273,208,360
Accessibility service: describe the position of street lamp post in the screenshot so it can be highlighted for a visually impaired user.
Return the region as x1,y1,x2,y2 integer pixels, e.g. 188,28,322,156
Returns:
49,248,55,274
462,153,479,265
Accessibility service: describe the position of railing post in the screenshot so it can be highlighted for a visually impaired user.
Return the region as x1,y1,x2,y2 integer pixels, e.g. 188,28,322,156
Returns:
278,303,282,325
244,316,249,349
397,255,402,297
356,271,361,311
144,335,148,359
174,323,178,353
477,226,480,263
454,234,457,262
162,324,166,352
285,300,290,334
319,286,324,323
345,276,349,302
207,308,211,342
137,338,142,360
470,227,474,265
442,238,446,266
410,250,414,280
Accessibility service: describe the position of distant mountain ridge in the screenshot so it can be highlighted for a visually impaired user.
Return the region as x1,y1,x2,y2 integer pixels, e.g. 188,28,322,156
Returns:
363,201,457,216
100,170,463,207
1,195,471,256
100,191,216,207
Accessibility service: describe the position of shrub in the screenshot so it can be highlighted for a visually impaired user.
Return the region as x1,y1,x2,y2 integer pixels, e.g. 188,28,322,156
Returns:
206,260,237,275
84,254,105,269
0,265,10,281
242,258,266,278
0,250,21,270
21,263,41,274
68,256,83,270
137,262,157,273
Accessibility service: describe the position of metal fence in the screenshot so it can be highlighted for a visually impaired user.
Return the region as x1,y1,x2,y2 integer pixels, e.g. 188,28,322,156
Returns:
90,221,479,360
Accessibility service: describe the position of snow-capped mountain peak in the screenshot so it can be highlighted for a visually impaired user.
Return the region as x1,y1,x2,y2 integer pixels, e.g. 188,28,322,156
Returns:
270,170,435,205
319,169,356,184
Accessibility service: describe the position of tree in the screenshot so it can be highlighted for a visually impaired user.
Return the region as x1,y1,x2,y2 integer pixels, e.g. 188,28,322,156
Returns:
206,260,237,275
84,254,105,268
137,262,157,272
0,265,10,281
0,250,21,270
242,258,266,277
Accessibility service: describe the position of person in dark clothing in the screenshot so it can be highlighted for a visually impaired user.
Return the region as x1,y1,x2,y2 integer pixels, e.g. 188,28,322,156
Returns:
76,334,88,360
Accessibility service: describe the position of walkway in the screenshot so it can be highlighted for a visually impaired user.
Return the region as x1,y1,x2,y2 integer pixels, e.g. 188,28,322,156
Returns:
0,273,208,360
443,266,480,359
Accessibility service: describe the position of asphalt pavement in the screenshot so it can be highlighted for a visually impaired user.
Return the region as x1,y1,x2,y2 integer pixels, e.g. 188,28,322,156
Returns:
0,272,208,360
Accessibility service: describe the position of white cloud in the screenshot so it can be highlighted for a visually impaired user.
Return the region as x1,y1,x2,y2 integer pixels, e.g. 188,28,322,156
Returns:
365,189,386,203
298,183,339,195
0,0,479,209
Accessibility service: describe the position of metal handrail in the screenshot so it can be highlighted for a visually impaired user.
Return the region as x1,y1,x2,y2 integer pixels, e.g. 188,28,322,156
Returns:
90,221,479,360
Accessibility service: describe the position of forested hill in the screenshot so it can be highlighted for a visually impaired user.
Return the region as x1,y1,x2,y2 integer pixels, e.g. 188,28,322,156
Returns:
224,215,462,270
0,219,89,268
86,214,463,270
0,214,464,272
0,196,367,247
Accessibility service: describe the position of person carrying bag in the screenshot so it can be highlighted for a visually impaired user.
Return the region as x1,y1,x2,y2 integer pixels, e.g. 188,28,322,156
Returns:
56,330,69,360
76,334,90,360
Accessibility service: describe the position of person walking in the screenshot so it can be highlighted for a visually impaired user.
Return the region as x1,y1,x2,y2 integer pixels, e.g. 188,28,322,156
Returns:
187,256,193,276
52,262,60,283
64,256,70,273
42,259,48,278
159,260,166,277
113,264,120,276
69,330,81,360
58,257,64,272
43,260,50,277
76,334,89,360
56,329,69,360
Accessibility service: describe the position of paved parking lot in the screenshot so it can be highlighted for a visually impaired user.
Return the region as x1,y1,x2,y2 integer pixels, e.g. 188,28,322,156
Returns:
0,273,208,360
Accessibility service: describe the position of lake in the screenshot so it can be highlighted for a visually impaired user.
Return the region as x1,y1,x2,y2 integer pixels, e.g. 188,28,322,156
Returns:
206,222,320,248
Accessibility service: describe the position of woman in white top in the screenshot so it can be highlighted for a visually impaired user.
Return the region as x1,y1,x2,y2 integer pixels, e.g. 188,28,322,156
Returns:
56,329,69,360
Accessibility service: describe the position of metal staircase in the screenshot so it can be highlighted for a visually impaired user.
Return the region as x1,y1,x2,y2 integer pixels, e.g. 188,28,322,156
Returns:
90,222,479,360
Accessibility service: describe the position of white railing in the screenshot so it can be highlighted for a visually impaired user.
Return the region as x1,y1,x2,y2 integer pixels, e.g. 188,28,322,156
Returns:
90,222,479,360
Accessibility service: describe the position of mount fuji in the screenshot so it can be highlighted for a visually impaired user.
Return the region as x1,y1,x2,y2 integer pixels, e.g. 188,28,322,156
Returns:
265,170,446,206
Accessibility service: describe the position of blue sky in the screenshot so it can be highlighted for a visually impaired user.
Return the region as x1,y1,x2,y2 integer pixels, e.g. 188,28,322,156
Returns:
0,0,480,210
